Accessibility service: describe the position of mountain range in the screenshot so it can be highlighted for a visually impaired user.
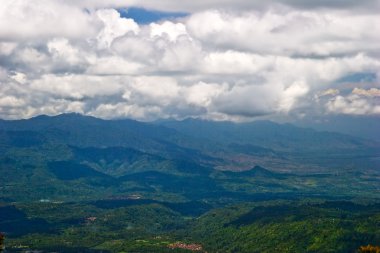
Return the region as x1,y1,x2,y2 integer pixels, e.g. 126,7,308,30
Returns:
1,113,380,252
0,113,379,203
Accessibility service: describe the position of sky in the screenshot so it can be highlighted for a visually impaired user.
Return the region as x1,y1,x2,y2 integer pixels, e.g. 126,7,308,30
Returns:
0,0,379,122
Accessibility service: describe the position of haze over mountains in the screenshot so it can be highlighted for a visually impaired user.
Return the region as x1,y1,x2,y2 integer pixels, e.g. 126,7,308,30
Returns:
1,113,378,166
294,115,380,142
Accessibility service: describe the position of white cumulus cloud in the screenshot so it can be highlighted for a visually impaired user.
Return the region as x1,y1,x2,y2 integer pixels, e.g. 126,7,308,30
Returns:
0,0,379,120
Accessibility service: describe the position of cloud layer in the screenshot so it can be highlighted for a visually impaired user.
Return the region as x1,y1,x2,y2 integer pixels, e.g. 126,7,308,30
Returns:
0,0,379,120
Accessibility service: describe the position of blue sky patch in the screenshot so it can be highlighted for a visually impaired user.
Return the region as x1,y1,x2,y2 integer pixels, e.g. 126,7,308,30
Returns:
337,72,376,83
118,8,188,24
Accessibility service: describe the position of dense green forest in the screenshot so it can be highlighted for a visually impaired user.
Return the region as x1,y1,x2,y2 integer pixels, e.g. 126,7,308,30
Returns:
0,114,379,252
1,200,380,252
